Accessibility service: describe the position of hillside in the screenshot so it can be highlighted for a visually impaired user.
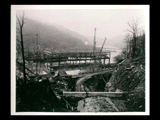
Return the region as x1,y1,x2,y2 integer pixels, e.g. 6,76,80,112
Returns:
105,57,145,111
17,18,91,52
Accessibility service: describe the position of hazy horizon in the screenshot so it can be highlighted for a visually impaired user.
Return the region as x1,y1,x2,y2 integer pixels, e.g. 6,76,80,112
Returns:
15,5,146,41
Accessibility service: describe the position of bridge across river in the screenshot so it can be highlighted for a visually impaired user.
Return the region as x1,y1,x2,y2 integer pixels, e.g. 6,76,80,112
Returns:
24,51,112,71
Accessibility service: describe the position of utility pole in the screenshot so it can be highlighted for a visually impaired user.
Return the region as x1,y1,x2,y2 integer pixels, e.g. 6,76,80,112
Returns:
36,34,38,75
36,34,39,46
93,28,96,58
93,28,96,71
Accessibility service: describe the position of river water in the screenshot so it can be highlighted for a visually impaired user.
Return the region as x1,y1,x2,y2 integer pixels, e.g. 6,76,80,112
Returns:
66,48,122,75
108,49,122,64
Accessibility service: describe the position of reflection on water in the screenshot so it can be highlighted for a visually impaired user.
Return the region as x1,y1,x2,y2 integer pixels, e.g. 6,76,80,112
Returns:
66,70,80,75
107,49,122,63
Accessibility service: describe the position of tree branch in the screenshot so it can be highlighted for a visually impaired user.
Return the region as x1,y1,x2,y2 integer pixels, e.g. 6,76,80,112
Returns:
16,12,25,27
16,38,21,43
16,28,20,34
127,29,134,34
16,15,21,26
127,21,134,31
21,12,25,27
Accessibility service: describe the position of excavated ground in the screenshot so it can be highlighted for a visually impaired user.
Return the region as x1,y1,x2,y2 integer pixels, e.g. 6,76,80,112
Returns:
16,57,145,112
77,96,127,112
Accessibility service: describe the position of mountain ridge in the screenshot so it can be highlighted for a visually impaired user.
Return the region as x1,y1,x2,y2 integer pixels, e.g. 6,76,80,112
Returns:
18,18,90,52
17,18,125,52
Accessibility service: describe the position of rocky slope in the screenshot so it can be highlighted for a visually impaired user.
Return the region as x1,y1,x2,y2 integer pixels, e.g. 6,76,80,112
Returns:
76,56,145,112
105,57,145,111
77,96,127,112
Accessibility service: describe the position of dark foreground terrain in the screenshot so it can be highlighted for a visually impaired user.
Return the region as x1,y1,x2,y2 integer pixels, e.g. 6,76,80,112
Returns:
16,56,145,112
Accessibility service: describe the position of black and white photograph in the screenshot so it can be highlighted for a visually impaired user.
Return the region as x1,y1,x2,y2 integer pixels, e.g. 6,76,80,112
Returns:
11,5,150,115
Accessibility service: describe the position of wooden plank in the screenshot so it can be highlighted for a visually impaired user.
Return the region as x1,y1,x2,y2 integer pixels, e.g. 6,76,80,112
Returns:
63,92,124,98
100,75,107,84
62,98,74,111
105,97,119,112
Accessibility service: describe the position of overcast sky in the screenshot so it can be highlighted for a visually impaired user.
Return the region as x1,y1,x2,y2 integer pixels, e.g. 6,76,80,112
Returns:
14,5,147,39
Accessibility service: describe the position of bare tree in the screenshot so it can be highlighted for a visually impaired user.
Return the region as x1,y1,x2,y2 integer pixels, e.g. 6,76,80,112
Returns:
16,12,27,84
124,33,132,58
127,19,139,58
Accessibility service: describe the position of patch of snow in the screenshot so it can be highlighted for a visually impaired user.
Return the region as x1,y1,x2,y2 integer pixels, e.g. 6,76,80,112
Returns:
66,70,80,75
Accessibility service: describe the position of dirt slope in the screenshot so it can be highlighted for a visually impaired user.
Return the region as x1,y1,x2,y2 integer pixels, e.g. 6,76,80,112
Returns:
105,57,145,111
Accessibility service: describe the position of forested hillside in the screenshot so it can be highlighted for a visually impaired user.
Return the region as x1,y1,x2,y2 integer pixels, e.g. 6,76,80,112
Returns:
17,18,91,52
